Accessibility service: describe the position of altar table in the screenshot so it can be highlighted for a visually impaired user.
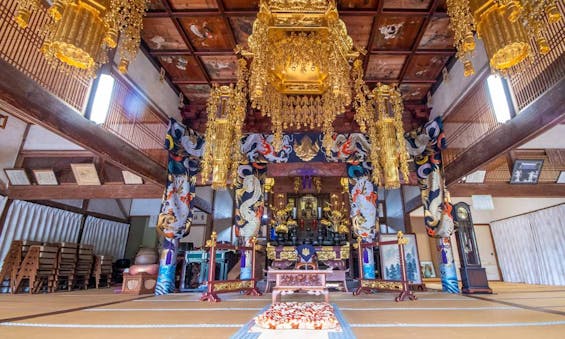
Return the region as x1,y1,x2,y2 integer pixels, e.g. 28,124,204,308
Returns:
269,269,330,304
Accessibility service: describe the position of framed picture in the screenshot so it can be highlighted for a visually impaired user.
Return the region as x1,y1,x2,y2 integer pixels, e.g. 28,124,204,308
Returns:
378,233,423,284
122,170,143,185
0,113,7,129
4,168,31,185
510,159,543,184
32,169,58,185
71,163,101,185
420,261,436,278
192,210,208,225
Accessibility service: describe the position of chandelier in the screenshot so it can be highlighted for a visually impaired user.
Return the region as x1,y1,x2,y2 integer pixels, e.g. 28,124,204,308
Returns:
201,60,248,189
353,62,409,190
239,0,361,151
14,0,146,77
447,0,561,76
202,0,411,189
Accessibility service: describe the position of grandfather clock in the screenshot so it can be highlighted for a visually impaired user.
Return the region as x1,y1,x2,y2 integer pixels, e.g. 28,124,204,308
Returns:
453,202,492,294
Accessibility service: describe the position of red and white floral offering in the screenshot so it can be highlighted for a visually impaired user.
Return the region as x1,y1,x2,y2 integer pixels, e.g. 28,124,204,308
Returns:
254,302,339,330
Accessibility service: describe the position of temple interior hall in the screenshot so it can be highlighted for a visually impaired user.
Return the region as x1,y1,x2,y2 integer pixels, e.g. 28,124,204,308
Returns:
0,0,564,338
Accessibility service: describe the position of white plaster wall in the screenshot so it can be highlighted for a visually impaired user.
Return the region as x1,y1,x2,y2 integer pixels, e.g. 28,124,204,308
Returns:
214,189,234,243
51,199,84,209
114,50,180,120
518,125,565,149
130,199,162,216
430,40,489,119
0,112,27,185
0,195,7,224
196,186,213,205
23,125,84,151
87,199,130,219
410,197,565,223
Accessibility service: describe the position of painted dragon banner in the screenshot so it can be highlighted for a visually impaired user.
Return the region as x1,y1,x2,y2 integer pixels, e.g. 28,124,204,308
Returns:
346,163,378,279
155,119,204,295
405,117,454,238
240,132,371,163
234,162,267,279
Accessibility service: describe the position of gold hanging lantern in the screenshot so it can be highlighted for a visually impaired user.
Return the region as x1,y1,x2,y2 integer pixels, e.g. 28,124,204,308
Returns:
353,62,409,190
14,0,146,78
240,0,361,151
201,60,248,189
447,0,562,77
471,0,531,76
14,0,40,28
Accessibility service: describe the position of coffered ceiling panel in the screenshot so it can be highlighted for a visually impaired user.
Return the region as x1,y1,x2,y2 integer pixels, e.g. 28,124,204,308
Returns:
159,55,207,81
229,16,254,48
404,54,449,80
179,16,235,50
142,17,187,50
417,16,454,49
181,84,212,104
169,0,218,10
140,0,456,132
366,54,407,80
223,0,260,10
147,0,167,11
200,55,238,80
339,0,378,9
341,16,373,50
399,83,432,101
372,15,424,50
383,0,432,10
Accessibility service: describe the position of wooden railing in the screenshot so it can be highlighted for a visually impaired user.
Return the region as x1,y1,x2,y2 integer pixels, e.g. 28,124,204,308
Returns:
442,73,501,166
102,73,169,167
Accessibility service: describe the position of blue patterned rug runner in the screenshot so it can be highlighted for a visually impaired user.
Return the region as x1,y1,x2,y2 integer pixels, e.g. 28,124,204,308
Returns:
230,303,356,339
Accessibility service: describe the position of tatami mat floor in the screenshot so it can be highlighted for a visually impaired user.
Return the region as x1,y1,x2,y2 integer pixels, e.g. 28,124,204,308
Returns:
0,282,564,338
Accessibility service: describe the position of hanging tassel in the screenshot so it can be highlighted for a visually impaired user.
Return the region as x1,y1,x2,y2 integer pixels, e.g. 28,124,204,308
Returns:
240,250,247,268
363,248,369,264
165,249,173,265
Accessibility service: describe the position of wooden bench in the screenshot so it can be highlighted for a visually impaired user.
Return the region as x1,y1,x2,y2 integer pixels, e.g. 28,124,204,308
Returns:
270,270,330,304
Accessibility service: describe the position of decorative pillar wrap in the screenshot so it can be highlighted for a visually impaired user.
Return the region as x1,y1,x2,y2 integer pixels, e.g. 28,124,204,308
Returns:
234,163,266,279
405,117,454,238
155,119,204,295
347,163,378,279
437,237,460,293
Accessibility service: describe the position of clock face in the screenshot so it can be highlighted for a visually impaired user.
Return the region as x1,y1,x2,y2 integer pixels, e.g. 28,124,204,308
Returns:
457,207,468,221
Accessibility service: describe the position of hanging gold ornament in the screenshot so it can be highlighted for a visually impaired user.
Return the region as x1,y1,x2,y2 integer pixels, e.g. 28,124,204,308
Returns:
240,0,361,152
201,60,249,189
14,0,146,78
447,0,562,77
353,70,409,190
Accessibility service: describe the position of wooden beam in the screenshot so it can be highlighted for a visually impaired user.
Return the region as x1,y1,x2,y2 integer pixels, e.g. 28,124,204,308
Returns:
7,184,163,200
444,78,565,185
0,59,167,185
448,183,565,197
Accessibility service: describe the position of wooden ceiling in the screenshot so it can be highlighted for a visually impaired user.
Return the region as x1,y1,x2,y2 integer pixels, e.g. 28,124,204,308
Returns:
142,0,454,132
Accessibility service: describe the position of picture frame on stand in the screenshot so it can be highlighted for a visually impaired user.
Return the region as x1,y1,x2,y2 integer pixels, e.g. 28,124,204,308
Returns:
378,233,423,284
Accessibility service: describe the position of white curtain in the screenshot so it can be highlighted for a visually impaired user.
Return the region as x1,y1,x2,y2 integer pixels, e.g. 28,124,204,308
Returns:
81,216,129,260
490,204,565,286
0,200,82,268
